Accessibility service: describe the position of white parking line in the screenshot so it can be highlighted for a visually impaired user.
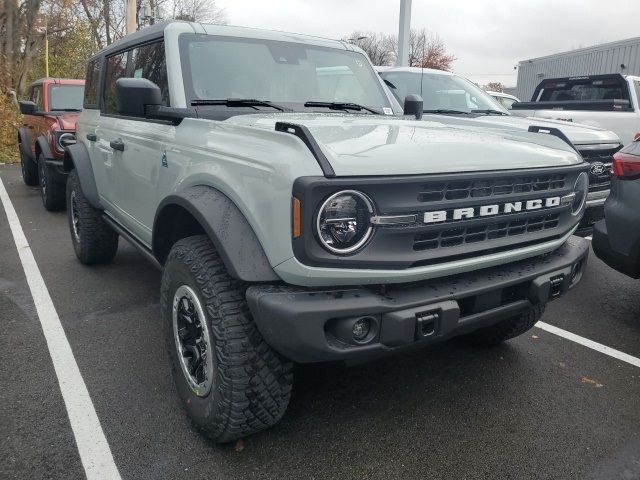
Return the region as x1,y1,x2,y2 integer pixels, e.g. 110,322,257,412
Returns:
0,176,121,480
536,321,640,368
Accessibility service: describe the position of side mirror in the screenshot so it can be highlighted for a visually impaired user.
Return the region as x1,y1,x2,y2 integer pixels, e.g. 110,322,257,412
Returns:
115,77,162,117
19,100,37,115
404,94,423,120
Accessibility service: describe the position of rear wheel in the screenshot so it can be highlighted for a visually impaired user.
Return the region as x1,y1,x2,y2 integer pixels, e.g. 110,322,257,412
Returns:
66,169,118,264
38,153,66,211
19,144,38,186
161,235,293,443
462,305,544,346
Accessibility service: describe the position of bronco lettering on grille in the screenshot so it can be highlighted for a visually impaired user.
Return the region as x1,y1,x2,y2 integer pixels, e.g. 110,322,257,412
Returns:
424,197,562,224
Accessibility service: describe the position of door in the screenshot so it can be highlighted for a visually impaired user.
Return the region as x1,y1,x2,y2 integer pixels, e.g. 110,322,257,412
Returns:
23,85,42,156
94,51,129,216
99,41,173,245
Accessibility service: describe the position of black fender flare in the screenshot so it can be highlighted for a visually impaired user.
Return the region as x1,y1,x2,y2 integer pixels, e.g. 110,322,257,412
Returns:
62,143,103,209
153,186,279,282
17,127,34,162
35,135,54,160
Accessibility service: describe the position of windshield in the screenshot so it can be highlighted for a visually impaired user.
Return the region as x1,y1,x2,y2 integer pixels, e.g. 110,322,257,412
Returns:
48,85,84,111
179,34,392,113
380,71,508,114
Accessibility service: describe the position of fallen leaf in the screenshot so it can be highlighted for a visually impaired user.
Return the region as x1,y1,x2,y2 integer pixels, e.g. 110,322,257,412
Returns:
531,335,539,339
234,439,245,452
581,376,604,388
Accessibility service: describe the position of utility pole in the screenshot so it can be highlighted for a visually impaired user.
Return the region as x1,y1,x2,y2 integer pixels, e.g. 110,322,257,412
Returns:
126,0,137,35
396,0,412,67
44,21,49,77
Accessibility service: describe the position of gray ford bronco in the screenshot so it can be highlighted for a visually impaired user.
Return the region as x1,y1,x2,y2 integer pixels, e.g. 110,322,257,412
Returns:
65,20,590,442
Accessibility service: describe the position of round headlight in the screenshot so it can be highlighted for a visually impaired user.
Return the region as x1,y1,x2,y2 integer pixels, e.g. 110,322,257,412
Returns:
571,172,589,216
57,132,76,150
316,190,374,254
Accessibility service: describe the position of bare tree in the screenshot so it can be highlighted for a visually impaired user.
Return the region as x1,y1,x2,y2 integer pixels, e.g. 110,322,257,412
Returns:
164,0,226,23
348,27,456,70
345,30,395,66
404,29,455,71
485,82,504,92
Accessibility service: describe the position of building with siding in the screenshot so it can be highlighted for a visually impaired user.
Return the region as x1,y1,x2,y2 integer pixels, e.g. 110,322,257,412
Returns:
515,37,640,101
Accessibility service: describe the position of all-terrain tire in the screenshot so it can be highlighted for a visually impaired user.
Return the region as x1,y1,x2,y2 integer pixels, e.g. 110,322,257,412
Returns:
38,153,66,211
66,169,118,264
161,235,293,443
19,144,38,186
462,305,544,346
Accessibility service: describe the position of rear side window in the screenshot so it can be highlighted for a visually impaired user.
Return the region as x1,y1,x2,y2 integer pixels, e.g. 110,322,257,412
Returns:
31,85,43,111
129,42,170,106
103,52,128,115
538,77,629,102
84,59,101,108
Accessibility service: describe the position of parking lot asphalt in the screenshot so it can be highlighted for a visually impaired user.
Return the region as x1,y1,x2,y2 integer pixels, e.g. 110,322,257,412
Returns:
1,162,640,480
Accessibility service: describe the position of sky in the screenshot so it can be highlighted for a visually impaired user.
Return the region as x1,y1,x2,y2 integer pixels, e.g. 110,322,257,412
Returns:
214,0,640,88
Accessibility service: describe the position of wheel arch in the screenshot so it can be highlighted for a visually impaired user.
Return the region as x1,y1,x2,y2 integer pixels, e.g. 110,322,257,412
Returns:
62,143,102,209
17,127,34,162
153,186,279,282
35,135,53,160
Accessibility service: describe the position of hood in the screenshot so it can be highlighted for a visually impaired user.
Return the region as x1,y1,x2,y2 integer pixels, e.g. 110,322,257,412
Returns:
47,113,79,131
427,113,621,146
224,113,582,177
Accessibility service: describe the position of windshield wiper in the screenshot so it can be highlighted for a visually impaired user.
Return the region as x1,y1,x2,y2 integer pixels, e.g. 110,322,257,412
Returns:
422,109,470,115
191,98,287,112
304,101,380,115
470,109,508,115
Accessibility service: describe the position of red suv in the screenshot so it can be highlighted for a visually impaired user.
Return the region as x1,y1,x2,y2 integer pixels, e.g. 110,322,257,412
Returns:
18,78,84,210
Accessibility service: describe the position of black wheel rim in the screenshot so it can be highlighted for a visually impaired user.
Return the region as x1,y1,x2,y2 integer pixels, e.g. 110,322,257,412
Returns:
39,159,46,199
70,191,81,242
20,147,27,178
172,285,214,397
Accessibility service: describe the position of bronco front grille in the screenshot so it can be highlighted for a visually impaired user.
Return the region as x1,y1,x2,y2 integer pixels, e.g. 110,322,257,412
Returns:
414,213,561,251
292,165,586,270
417,174,566,203
578,145,621,193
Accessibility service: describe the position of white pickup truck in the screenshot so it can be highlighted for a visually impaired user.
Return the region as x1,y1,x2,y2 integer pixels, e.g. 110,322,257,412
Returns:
511,74,640,145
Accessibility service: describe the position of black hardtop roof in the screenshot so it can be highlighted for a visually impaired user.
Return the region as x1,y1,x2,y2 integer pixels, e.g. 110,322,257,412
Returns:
88,20,188,62
29,77,84,86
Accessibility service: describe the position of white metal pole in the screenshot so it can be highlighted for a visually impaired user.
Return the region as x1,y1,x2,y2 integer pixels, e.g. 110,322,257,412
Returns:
126,0,137,34
396,0,412,67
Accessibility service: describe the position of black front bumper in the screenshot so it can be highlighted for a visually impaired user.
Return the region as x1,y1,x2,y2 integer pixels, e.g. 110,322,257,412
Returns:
247,237,589,363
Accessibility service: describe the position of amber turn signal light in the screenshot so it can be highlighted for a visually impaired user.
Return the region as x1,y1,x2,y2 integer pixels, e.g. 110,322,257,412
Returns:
292,197,302,238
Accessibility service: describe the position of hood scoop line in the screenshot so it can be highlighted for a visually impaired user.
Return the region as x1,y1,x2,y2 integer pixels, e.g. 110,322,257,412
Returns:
275,122,336,177
528,125,579,154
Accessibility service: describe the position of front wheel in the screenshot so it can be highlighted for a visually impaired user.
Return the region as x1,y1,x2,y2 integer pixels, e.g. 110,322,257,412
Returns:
462,305,544,346
38,153,66,211
66,169,118,264
161,235,293,443
19,145,38,186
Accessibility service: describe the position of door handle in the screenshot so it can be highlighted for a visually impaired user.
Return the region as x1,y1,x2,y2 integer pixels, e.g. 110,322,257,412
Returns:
86,133,97,142
110,139,125,151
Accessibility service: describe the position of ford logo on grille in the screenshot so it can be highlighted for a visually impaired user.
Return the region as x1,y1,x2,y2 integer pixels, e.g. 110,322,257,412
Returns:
590,162,607,175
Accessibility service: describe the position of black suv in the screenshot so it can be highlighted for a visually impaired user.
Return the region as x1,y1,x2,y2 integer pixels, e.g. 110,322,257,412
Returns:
593,135,640,278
